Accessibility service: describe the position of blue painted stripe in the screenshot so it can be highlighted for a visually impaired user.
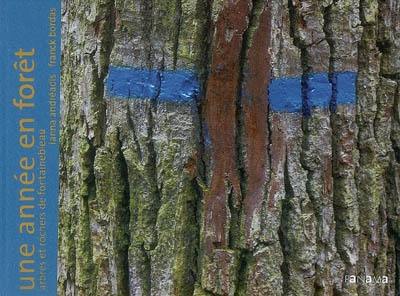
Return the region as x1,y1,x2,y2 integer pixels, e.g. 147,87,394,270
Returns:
106,66,199,102
336,72,357,105
105,67,357,112
268,76,302,112
269,72,357,113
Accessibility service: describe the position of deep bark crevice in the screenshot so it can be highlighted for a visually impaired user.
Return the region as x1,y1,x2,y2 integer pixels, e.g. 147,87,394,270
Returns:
115,129,132,296
173,0,183,69
234,250,252,296
396,239,400,295
193,0,214,289
141,0,155,68
279,152,294,296
145,105,162,252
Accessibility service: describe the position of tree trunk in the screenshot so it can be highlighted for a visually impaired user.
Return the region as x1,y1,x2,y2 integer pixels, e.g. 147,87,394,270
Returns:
58,0,400,295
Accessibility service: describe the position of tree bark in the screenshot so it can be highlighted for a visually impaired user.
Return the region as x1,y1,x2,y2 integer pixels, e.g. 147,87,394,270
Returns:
58,0,400,295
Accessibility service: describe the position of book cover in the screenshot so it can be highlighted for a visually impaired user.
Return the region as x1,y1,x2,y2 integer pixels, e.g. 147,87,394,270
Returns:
2,0,400,295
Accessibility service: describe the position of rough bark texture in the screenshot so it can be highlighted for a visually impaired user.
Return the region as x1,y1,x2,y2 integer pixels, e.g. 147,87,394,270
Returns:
58,0,400,295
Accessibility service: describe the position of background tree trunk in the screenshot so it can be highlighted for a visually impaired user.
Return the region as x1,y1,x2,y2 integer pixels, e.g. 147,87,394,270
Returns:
58,0,400,295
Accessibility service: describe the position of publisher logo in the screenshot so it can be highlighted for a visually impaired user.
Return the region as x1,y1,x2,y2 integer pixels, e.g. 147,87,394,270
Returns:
344,275,389,285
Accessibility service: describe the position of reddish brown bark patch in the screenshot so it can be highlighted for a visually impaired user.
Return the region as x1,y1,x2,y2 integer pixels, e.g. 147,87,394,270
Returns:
203,0,252,254
241,4,272,248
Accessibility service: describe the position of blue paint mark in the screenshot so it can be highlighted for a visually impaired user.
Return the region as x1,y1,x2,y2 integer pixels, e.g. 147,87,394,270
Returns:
308,73,332,109
269,72,356,113
329,71,357,112
107,66,160,98
268,76,302,112
105,66,357,112
301,73,333,116
336,72,357,105
106,66,199,102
